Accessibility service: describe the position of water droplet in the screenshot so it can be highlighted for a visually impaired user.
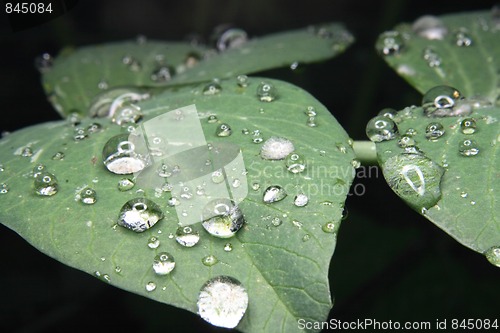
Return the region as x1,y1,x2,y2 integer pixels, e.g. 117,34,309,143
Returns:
306,116,318,127
216,123,232,137
117,198,164,232
0,183,9,194
231,179,241,188
145,281,156,292
102,134,148,174
425,122,445,140
115,266,122,273
454,28,473,46
118,178,135,191
175,226,200,247
256,82,277,102
153,252,176,275
21,147,33,157
223,243,233,252
302,234,311,242
422,47,442,68
292,220,303,229
34,172,58,196
203,82,222,95
73,127,88,141
197,276,248,329
112,102,143,126
378,108,396,119
366,116,398,142
376,31,405,55
252,137,263,144
286,153,306,174
263,185,287,204
422,85,465,117
122,55,142,72
460,191,468,198
412,15,448,40
397,136,415,148
216,28,248,51
148,236,160,249
260,136,294,160
241,128,249,135
460,118,477,134
202,199,245,238
202,255,218,266
35,53,53,73
79,187,97,205
151,66,175,82
484,246,500,267
294,194,309,207
458,139,479,156
251,182,260,191
87,123,102,134
97,79,108,90
236,75,249,87
207,115,218,123
211,170,225,184
322,222,336,234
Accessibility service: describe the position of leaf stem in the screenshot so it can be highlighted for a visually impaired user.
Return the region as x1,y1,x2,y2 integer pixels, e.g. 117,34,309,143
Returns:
352,141,378,165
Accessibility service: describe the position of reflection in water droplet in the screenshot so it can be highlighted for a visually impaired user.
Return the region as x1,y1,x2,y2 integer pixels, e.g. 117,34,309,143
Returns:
256,82,277,102
382,153,444,209
145,281,157,292
197,276,248,329
294,194,309,207
460,118,477,134
263,185,287,204
412,15,448,40
175,226,200,247
148,236,160,249
202,255,218,266
34,172,58,196
102,134,148,174
484,246,500,267
425,122,445,140
202,199,245,238
286,153,306,173
260,137,294,160
153,252,176,275
376,31,405,55
422,85,466,117
216,124,232,137
459,139,479,156
397,136,415,148
118,178,135,191
117,198,164,232
366,116,398,142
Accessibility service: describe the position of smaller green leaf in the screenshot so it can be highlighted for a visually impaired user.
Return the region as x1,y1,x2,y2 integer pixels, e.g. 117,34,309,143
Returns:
377,9,500,102
369,103,499,257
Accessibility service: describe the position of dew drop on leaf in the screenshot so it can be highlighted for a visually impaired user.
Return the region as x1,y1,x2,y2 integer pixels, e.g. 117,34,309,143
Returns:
412,15,448,40
484,246,500,267
150,66,176,82
201,199,245,238
454,28,473,46
79,187,97,205
117,198,164,232
34,172,58,196
197,276,248,329
322,222,336,234
122,55,142,72
422,85,468,117
286,153,306,174
152,252,176,275
118,178,135,191
203,82,222,95
147,236,160,249
102,134,148,174
263,185,287,204
0,183,9,194
202,255,218,266
216,28,248,51
216,124,232,137
223,243,233,252
175,226,200,247
294,194,309,207
260,136,294,160
460,118,477,134
366,116,398,142
145,281,157,292
256,82,277,102
375,31,405,56
236,75,249,87
207,115,218,123
458,139,480,156
425,122,445,140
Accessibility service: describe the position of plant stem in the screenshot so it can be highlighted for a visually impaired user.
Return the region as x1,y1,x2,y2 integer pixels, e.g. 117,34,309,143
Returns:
352,141,378,165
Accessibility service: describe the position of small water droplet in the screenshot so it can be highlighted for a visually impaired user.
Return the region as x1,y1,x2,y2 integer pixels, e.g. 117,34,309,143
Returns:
454,28,473,46
422,85,466,117
322,222,336,234
112,103,143,126
97,79,109,90
73,127,88,141
114,266,122,273
286,153,306,173
422,47,442,68
484,246,500,267
0,183,9,194
260,137,294,160
153,252,176,275
256,82,277,102
236,75,249,87
216,123,232,137
292,220,303,229
102,134,148,174
118,178,135,191
425,122,445,140
460,118,477,134
175,226,200,247
460,191,468,198
35,53,53,73
148,236,160,249
207,115,218,123
117,198,164,232
306,116,318,127
251,182,260,191
145,281,157,292
34,172,58,196
216,28,247,51
151,66,176,82
197,276,248,329
21,147,33,157
412,15,448,40
294,194,309,207
122,55,142,72
302,234,310,242
366,116,398,142
202,199,245,238
202,255,218,266
263,185,287,204
252,137,263,144
87,123,102,134
224,243,233,252
203,82,222,95
397,136,415,148
79,187,97,205
231,178,241,188
376,31,405,55
459,139,479,156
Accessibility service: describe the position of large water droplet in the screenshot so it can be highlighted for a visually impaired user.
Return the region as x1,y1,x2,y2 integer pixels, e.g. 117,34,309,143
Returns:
197,276,248,329
102,134,148,174
425,122,445,140
366,116,398,142
376,31,405,55
175,226,200,247
260,137,294,160
460,118,477,134
117,198,164,232
458,139,479,156
263,185,287,204
412,15,448,40
382,153,444,209
422,86,467,117
484,246,500,267
153,252,176,275
34,172,58,196
202,199,245,238
256,82,277,102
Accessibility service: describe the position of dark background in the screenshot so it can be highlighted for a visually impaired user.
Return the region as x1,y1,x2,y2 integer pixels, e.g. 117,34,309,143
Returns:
1,0,499,332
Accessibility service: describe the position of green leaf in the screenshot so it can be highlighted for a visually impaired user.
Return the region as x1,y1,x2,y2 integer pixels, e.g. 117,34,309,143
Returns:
0,78,356,332
43,23,353,118
377,10,500,102
371,105,499,256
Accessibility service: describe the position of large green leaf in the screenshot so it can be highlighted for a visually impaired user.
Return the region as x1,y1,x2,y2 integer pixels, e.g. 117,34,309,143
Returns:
43,23,353,118
369,104,499,258
0,78,356,332
376,10,500,102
